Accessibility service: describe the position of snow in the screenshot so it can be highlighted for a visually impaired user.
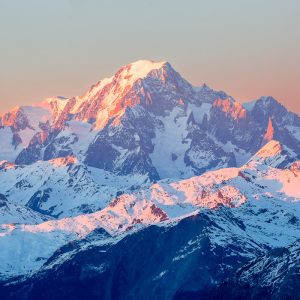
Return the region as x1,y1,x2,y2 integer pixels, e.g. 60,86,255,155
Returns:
0,158,149,218
38,97,69,118
206,132,251,166
243,100,257,111
0,230,73,279
69,60,168,130
0,200,51,225
150,107,194,179
21,106,51,129
252,140,282,160
286,125,300,142
247,140,297,168
0,127,21,162
0,59,300,281
62,120,97,159
18,127,35,148
265,168,300,198
126,60,167,80
154,270,168,280
1,153,300,278
188,103,211,123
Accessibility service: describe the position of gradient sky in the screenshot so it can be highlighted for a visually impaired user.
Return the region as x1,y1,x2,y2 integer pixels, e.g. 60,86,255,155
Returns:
1,0,300,114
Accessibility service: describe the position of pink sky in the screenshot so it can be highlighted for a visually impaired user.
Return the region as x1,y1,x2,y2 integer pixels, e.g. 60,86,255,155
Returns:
1,0,299,114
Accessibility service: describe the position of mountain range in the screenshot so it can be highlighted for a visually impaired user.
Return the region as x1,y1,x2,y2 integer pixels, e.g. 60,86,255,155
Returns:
0,60,299,299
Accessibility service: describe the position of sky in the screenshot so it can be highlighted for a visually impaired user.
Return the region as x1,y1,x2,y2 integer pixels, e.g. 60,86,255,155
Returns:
0,0,300,114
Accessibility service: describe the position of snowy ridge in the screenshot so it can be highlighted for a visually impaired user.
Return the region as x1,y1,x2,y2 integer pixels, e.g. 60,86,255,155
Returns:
247,139,298,168
0,142,299,279
0,157,149,219
69,60,169,129
0,194,51,226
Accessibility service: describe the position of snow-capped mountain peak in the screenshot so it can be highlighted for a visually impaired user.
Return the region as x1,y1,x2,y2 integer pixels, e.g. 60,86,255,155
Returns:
119,59,168,79
81,59,169,99
58,60,182,129
0,59,299,181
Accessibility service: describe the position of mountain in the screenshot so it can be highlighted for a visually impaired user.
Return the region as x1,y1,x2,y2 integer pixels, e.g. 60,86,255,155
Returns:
0,60,299,221
0,157,148,218
0,141,299,284
3,215,300,300
0,60,300,299
0,193,51,224
246,139,298,168
1,60,299,182
204,243,300,299
0,146,300,298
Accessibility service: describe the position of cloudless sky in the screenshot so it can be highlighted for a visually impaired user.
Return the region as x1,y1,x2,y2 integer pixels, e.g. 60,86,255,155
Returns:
0,0,300,113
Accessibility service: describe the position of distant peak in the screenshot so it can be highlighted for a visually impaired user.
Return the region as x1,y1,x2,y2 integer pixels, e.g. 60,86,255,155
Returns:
254,140,282,160
247,140,298,169
38,96,69,113
245,96,282,113
213,98,247,120
255,96,282,108
259,96,277,102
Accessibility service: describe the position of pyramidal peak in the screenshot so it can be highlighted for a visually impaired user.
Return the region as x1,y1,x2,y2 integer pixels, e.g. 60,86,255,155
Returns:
65,59,184,129
106,59,172,92
74,60,170,102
